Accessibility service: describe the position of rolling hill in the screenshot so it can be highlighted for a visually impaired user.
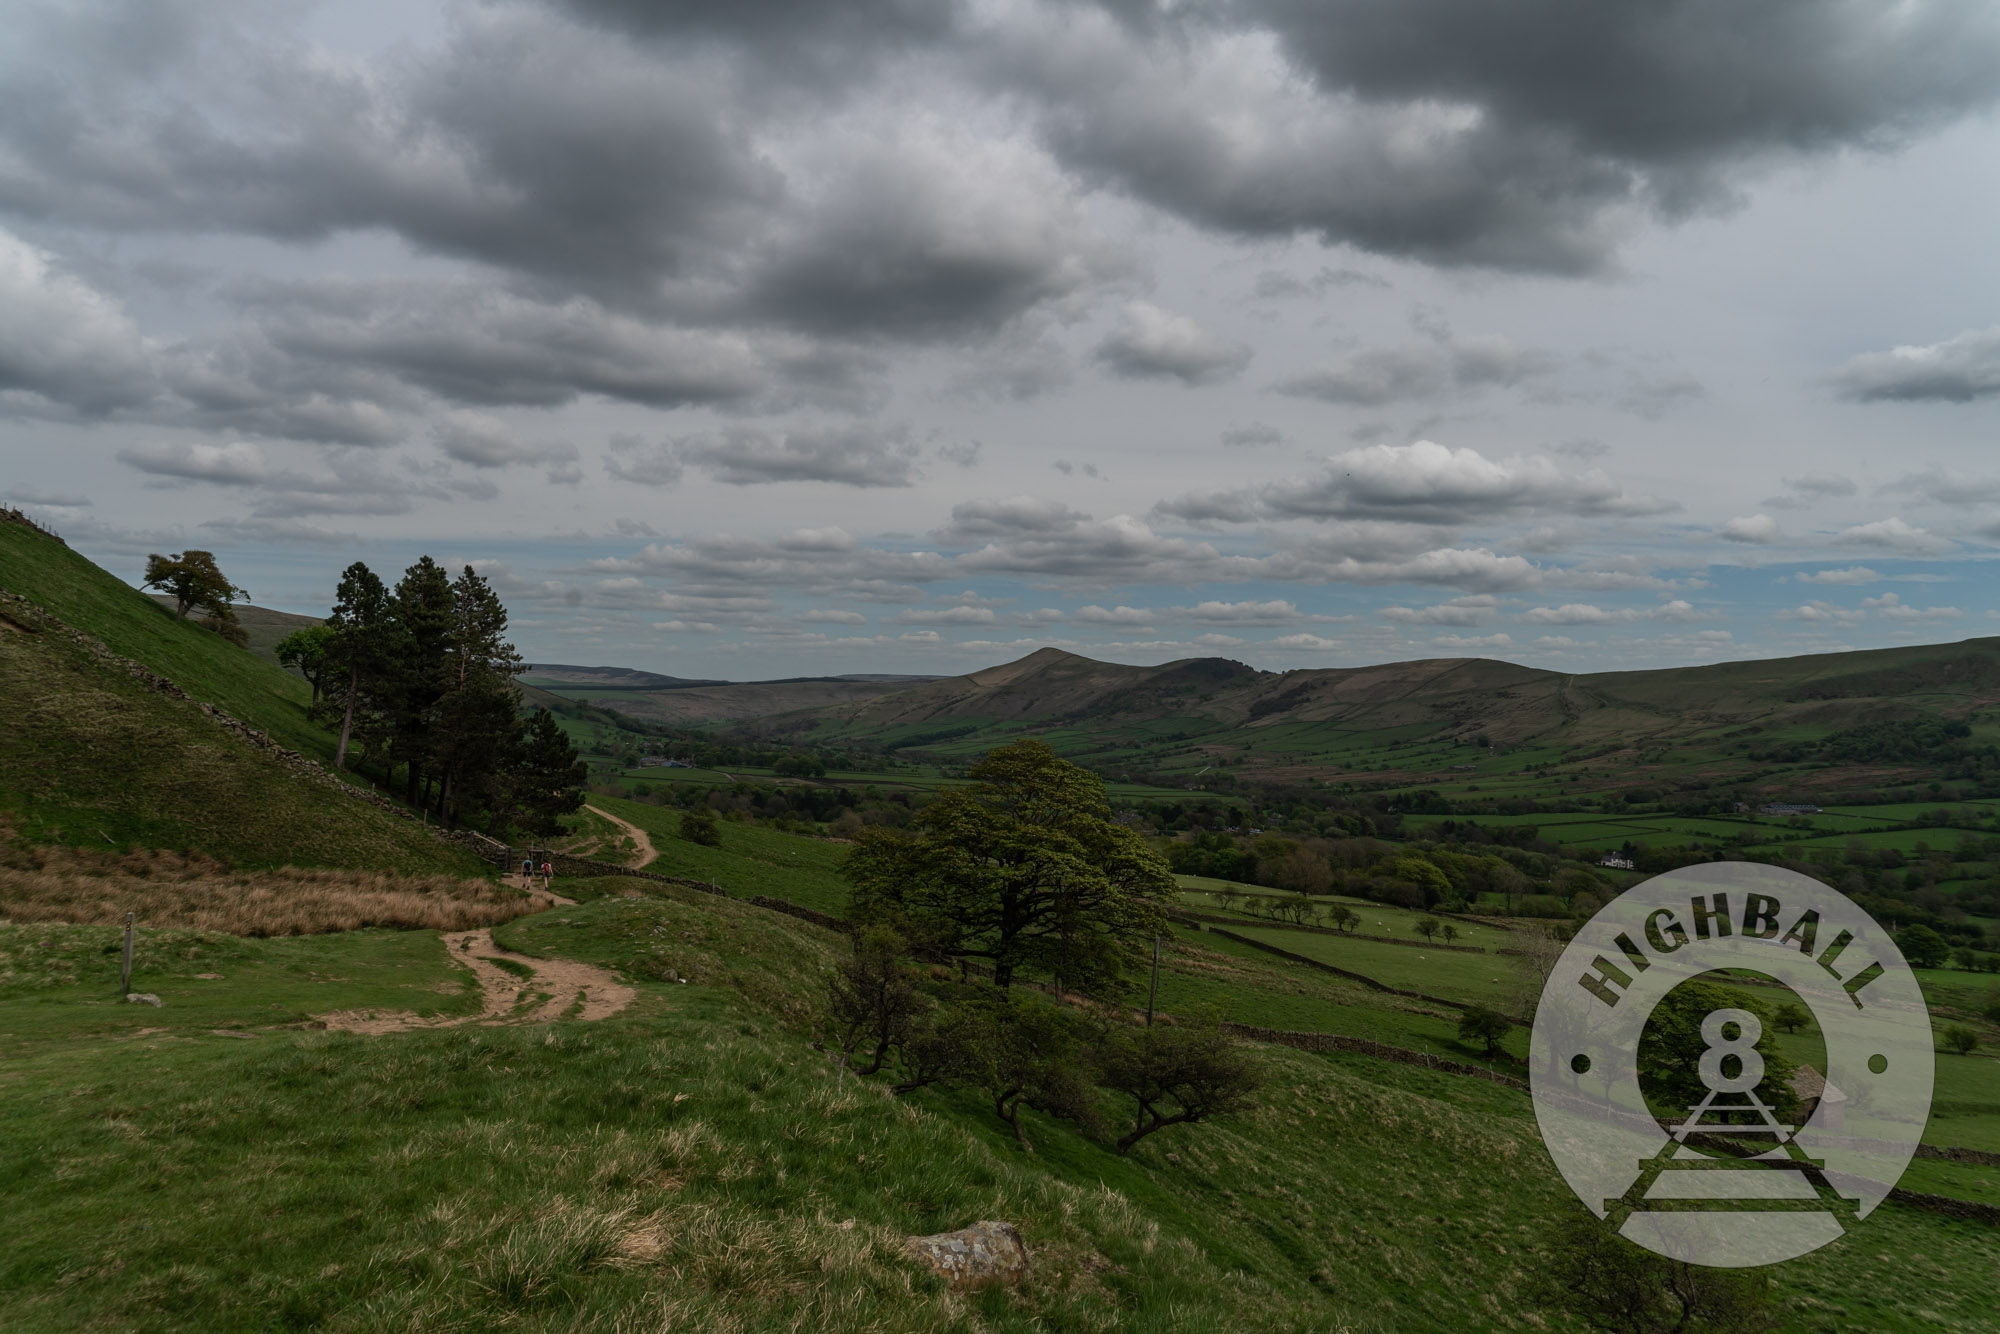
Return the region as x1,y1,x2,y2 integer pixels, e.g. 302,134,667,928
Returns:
0,512,477,872
523,669,946,725
769,641,2000,800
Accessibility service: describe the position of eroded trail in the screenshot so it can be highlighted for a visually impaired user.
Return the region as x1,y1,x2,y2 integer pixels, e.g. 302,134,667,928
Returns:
318,927,635,1035
584,803,658,868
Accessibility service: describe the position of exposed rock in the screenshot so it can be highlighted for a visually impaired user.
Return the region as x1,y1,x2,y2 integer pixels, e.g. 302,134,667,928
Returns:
124,993,162,1007
902,1220,1030,1292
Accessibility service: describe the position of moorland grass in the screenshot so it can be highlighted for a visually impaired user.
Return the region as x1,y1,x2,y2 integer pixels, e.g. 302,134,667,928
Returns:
580,795,855,915
0,597,475,873
4,878,1999,1330
0,919,481,1056
0,849,535,936
0,520,332,764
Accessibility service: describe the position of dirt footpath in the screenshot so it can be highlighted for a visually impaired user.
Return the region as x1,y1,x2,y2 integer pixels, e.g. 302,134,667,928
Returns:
318,927,636,1035
583,804,658,868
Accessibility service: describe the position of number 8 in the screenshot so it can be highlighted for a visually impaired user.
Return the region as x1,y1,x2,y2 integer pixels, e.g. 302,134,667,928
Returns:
1698,1008,1765,1093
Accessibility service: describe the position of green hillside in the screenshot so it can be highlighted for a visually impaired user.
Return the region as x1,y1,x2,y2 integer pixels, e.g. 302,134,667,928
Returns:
4,861,1996,1331
0,517,475,873
782,643,2000,802
1,519,334,763
146,591,322,666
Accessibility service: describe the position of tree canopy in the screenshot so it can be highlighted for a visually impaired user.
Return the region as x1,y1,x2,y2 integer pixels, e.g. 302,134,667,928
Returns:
274,625,335,704
844,740,1175,991
1635,979,1799,1128
142,550,247,625
311,556,582,835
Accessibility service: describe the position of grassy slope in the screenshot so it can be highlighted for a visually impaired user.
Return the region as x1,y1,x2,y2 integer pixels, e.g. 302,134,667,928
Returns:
567,816,2000,1159
146,592,321,665
3,884,1996,1331
0,920,480,1057
0,523,476,873
582,795,856,915
791,642,2000,800
1,522,333,762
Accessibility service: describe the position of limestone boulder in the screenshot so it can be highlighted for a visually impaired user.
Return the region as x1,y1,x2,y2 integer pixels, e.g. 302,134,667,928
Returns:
902,1220,1030,1292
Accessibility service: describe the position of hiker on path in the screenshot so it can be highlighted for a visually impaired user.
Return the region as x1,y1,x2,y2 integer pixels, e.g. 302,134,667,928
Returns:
540,860,554,892
520,857,533,889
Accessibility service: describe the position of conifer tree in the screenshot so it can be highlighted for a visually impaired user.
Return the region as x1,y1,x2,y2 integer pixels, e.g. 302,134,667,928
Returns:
512,709,587,835
387,557,454,807
321,562,394,770
431,566,524,824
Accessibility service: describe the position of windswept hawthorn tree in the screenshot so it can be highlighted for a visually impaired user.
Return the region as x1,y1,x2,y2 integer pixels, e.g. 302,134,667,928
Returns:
843,740,1175,993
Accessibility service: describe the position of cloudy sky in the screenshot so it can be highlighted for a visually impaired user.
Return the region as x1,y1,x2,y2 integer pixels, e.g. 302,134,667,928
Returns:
5,0,2000,679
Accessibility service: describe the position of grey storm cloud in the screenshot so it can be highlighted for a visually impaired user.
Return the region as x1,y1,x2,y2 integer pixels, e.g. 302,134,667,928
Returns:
1765,472,1858,509
432,414,579,469
742,127,1129,340
4,0,1985,324
1881,469,2000,507
0,5,777,297
3,0,1996,445
981,0,2000,273
1157,440,1672,527
115,431,505,524
1220,423,1284,448
1832,327,2000,402
0,229,155,416
1380,595,1497,626
1251,267,1387,299
607,425,922,488
1180,599,1304,626
1093,302,1251,384
1277,333,1555,406
934,496,1096,544
552,0,963,83
242,281,768,410
119,441,272,486
687,425,922,487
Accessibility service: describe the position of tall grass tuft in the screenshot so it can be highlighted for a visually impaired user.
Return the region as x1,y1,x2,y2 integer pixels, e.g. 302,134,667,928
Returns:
0,840,534,935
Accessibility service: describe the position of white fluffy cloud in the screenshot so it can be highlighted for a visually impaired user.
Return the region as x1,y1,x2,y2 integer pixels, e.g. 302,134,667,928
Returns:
1719,514,1781,544
1159,441,1671,528
118,441,271,485
1381,595,1497,626
1832,517,1954,555
0,229,154,416
1833,327,2000,402
1094,302,1250,385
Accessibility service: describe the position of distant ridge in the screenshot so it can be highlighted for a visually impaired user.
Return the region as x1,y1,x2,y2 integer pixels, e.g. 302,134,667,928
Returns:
778,639,2000,797
521,664,944,691
519,664,948,725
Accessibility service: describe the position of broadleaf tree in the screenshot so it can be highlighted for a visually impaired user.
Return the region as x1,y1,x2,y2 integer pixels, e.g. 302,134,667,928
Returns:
142,550,248,624
844,740,1175,992
274,624,336,705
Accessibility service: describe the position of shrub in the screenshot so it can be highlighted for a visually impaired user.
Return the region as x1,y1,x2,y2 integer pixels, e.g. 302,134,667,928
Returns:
1896,923,1951,969
678,808,721,847
824,927,930,1077
1098,1020,1261,1154
1457,1005,1511,1058
1942,1025,1979,1056
1536,1211,1775,1333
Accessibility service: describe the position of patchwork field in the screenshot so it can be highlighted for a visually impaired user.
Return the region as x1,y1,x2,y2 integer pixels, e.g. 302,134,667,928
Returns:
6,863,1999,1332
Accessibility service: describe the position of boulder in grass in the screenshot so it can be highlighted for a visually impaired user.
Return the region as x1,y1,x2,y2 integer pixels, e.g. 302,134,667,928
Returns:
124,993,163,1007
902,1220,1030,1292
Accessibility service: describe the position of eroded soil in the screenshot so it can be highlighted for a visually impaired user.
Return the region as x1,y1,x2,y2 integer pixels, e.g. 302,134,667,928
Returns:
317,926,635,1035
